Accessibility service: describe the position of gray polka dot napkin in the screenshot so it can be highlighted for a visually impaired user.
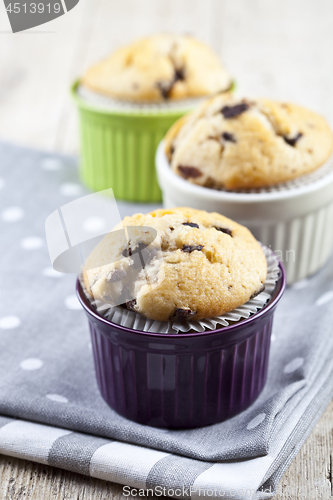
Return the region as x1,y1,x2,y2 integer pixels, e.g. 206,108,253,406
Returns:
0,141,333,500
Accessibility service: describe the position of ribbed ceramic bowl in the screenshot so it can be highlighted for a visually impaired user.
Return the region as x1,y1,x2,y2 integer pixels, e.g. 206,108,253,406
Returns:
76,261,285,429
71,81,201,202
156,141,333,284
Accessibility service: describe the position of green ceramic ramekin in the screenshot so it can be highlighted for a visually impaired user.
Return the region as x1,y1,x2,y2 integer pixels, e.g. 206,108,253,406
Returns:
71,80,199,202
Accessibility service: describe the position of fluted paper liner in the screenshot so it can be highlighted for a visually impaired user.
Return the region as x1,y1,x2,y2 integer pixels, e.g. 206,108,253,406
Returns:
224,154,333,194
77,85,205,113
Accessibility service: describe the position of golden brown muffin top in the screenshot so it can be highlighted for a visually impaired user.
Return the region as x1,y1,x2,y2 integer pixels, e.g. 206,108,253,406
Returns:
81,34,232,103
165,94,333,189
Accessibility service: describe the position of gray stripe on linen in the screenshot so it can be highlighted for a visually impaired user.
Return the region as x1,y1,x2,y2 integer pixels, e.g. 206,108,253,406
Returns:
146,455,213,498
48,432,112,475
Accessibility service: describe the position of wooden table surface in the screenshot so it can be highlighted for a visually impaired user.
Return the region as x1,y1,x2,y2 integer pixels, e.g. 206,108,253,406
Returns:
0,0,333,498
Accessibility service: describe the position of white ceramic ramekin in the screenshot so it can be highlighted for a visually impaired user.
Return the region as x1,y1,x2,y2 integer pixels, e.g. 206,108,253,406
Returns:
156,141,333,284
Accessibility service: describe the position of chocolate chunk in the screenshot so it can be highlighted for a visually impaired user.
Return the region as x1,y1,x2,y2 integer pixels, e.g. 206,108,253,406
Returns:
182,222,199,228
214,227,233,236
182,244,204,253
170,308,196,320
222,132,236,143
156,82,171,100
122,246,133,257
204,176,216,188
250,284,265,299
178,165,203,179
124,299,137,312
221,103,249,119
174,67,185,82
156,67,186,100
106,269,126,283
283,132,303,147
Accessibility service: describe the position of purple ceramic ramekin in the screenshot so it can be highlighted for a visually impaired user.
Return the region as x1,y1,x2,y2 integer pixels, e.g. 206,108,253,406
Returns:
77,262,286,429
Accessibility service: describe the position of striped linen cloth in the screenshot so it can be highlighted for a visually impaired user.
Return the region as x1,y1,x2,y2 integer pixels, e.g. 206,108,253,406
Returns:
0,141,333,500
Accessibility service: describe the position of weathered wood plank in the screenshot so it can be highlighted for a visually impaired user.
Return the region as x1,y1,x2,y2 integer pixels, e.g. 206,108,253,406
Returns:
1,0,332,152
223,0,333,122
274,400,333,499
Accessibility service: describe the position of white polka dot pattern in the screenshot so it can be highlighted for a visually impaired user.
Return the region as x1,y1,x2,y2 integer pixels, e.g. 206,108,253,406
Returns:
42,267,63,278
20,358,44,371
40,158,63,171
20,237,44,250
46,394,68,403
246,413,266,430
65,295,81,310
283,357,304,374
315,291,333,307
1,207,24,222
0,316,21,330
292,279,309,290
60,183,82,197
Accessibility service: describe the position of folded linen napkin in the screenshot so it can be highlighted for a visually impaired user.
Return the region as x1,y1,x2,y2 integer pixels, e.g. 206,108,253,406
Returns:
0,141,332,499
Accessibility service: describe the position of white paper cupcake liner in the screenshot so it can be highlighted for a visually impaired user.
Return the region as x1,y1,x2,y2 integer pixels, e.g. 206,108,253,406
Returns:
80,245,280,334
223,154,333,195
77,85,205,114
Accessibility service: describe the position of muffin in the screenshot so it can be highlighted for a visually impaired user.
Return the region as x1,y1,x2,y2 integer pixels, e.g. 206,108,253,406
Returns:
72,34,233,202
165,93,333,190
77,209,285,428
157,95,333,284
81,34,232,102
83,207,267,322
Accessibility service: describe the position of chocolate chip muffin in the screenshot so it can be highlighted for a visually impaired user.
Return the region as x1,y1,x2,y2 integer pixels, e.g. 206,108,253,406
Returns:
81,34,232,103
165,94,333,189
83,207,267,322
